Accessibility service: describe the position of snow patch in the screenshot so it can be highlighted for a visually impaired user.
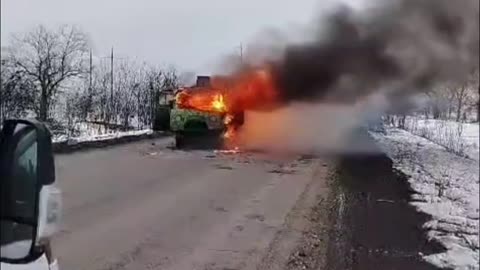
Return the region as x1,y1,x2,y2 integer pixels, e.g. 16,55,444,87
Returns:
402,117,479,161
53,129,153,144
371,126,479,270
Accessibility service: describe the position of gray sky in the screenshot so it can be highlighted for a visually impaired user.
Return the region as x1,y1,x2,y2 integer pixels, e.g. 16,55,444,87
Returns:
1,0,362,74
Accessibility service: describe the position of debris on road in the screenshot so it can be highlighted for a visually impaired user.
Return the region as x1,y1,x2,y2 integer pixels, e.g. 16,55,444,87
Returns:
268,168,296,175
213,147,241,155
214,164,234,170
376,199,395,203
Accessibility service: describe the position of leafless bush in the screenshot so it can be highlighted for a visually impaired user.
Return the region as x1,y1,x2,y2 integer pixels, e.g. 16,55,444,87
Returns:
64,93,81,138
436,167,452,198
393,115,468,157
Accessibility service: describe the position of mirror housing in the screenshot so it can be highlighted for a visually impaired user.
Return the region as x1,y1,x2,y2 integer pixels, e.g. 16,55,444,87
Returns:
1,119,55,186
0,119,56,264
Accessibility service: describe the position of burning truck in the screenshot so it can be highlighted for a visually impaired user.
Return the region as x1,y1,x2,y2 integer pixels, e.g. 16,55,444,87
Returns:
167,76,245,148
155,67,280,149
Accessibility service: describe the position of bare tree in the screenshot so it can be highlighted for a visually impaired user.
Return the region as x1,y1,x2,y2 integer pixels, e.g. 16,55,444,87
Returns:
469,68,479,122
64,91,82,137
114,61,136,129
450,69,478,122
0,59,36,122
161,66,179,92
147,67,163,127
90,63,111,122
8,25,89,121
452,85,469,122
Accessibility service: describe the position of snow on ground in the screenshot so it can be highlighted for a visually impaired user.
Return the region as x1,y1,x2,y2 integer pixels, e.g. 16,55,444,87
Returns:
371,125,479,270
403,117,479,161
51,121,153,144
53,129,153,144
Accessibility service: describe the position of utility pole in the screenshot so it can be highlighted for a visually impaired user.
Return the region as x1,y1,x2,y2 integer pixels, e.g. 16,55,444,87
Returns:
87,49,93,119
89,49,93,89
99,48,126,123
239,43,243,64
110,47,114,104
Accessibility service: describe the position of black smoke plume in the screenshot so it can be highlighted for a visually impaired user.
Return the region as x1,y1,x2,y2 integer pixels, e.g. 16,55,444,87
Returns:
271,0,479,105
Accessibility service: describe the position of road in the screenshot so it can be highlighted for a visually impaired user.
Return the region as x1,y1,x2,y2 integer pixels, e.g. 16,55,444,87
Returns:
284,129,444,270
323,154,444,270
52,137,327,270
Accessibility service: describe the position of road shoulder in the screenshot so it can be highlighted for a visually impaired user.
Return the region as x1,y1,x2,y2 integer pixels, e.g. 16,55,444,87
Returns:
258,158,332,270
284,153,447,270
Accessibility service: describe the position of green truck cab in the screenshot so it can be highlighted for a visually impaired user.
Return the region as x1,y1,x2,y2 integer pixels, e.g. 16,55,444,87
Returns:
169,76,226,148
153,76,244,148
170,104,226,147
170,106,224,133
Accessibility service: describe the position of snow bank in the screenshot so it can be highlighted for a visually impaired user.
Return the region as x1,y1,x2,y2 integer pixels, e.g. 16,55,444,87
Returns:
50,121,154,144
53,129,153,144
371,127,479,270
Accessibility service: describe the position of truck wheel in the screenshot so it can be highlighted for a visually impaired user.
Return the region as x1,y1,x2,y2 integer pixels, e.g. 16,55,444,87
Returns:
175,134,184,148
153,106,171,131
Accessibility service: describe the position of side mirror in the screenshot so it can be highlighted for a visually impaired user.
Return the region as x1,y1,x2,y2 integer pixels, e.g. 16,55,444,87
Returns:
0,119,56,264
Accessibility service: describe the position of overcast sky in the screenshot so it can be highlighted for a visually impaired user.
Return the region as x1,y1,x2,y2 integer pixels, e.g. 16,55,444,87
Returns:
1,0,363,75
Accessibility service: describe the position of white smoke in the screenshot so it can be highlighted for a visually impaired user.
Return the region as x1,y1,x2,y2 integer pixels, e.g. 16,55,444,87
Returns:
236,93,390,154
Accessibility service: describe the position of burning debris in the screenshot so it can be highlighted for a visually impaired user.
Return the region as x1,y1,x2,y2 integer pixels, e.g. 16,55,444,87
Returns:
213,147,241,155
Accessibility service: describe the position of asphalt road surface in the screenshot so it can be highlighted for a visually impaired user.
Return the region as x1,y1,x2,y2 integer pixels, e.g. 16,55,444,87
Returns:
52,137,328,270
283,130,444,270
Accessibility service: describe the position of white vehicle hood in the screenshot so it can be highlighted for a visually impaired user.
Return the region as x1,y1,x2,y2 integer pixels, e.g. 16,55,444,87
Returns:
1,254,56,270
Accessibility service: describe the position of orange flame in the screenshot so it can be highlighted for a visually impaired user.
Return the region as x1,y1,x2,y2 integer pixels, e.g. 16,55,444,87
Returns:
176,67,279,114
223,114,235,139
210,67,279,112
175,66,280,149
176,89,227,114
211,94,227,112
